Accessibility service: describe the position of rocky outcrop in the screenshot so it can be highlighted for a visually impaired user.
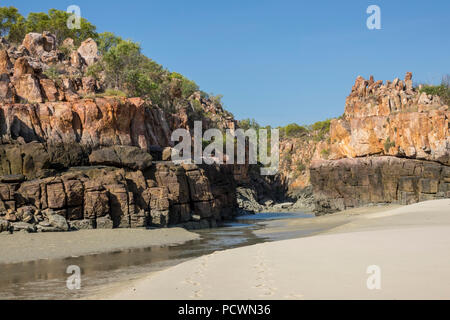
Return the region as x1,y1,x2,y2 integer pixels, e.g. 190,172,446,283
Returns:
89,146,153,171
311,157,450,214
0,31,246,233
0,163,239,233
309,73,449,214
77,38,99,66
317,73,449,165
0,98,179,152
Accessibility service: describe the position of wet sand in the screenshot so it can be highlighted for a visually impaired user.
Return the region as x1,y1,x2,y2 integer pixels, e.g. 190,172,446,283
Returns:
106,200,450,300
0,228,199,264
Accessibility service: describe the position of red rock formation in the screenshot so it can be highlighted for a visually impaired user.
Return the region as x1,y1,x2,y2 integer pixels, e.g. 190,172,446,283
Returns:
310,73,449,213
0,163,238,231
322,73,449,165
0,32,244,232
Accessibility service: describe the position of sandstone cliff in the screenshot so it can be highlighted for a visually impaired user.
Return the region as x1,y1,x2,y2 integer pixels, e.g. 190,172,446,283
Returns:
310,73,449,214
0,32,244,233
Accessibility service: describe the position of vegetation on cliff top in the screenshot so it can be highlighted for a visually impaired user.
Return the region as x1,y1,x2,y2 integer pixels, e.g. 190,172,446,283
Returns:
0,6,219,112
419,75,450,105
0,7,96,45
238,118,332,142
280,119,331,142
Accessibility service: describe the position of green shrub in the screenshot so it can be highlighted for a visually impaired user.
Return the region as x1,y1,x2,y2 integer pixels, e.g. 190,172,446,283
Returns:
96,32,122,55
239,118,260,131
311,119,331,132
97,89,127,97
295,161,306,173
25,9,97,45
170,72,199,98
312,119,331,142
43,65,62,85
86,62,103,81
284,123,308,137
420,84,450,105
0,6,26,44
384,137,396,152
58,44,73,58
0,6,230,116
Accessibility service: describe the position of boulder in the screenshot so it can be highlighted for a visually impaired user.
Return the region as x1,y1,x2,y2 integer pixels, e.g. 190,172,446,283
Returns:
89,146,153,171
77,38,99,66
13,57,34,78
16,206,37,223
5,211,17,222
22,32,56,56
70,219,95,230
236,186,263,213
162,147,173,161
37,225,60,232
40,79,60,102
14,74,43,103
0,219,10,232
11,222,36,233
44,209,69,231
96,216,114,229
69,51,83,69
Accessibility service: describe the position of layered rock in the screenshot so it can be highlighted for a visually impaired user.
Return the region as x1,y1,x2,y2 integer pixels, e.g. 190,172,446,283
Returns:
0,163,238,233
310,73,449,213
311,157,450,214
0,32,245,232
318,73,449,165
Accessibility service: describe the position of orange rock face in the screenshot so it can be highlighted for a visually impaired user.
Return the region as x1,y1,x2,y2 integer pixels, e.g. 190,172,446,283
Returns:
308,73,449,213
0,97,180,150
320,73,449,165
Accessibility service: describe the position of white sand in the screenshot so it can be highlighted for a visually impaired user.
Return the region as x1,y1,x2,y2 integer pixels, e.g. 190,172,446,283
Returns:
106,200,450,300
0,228,199,264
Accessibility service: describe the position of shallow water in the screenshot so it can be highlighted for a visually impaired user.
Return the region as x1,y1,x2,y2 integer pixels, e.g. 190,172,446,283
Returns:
0,212,316,300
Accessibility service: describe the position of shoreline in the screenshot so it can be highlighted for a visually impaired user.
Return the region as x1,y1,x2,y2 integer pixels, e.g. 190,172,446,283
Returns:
102,200,450,300
0,203,373,266
89,203,400,300
0,228,200,265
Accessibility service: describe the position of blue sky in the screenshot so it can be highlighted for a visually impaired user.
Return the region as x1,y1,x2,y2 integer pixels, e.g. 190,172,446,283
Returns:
5,0,450,126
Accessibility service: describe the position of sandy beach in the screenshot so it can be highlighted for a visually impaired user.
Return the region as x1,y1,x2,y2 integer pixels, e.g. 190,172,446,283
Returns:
0,228,199,264
104,200,450,300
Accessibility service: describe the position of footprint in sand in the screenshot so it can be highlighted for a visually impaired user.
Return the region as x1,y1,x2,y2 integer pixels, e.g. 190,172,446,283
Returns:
185,254,215,298
252,247,277,297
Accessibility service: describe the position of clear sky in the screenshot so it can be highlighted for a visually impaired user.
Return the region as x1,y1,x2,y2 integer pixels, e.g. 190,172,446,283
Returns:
5,0,450,126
